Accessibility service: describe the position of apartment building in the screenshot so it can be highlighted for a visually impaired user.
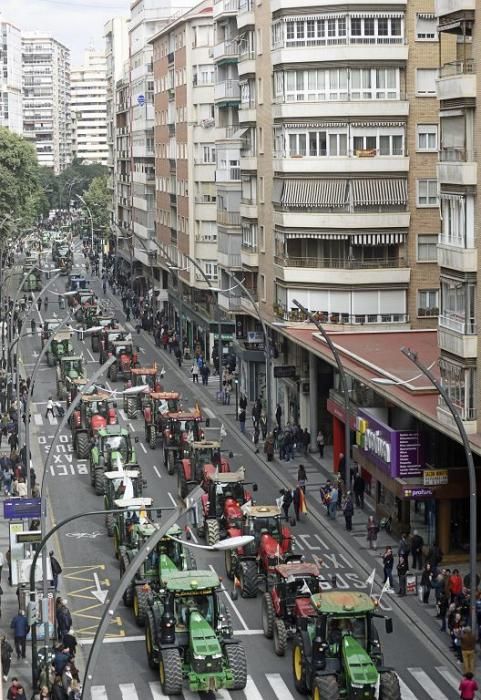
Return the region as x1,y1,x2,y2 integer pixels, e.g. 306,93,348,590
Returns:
71,48,108,165
435,0,478,433
22,32,71,174
0,18,22,134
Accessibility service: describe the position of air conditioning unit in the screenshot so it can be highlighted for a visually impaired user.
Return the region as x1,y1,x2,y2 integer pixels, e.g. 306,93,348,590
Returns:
200,118,215,128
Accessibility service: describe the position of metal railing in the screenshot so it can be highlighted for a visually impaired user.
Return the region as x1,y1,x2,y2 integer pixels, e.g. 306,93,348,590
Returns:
440,58,475,78
274,255,407,269
274,307,409,325
217,210,241,225
273,35,405,49
439,313,476,335
438,396,477,421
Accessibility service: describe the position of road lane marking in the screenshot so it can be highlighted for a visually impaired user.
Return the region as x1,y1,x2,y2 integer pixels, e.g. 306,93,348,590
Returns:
168,492,177,507
408,668,448,700
48,415,58,425
398,677,418,700
208,564,249,631
216,690,233,700
119,409,127,421
34,414,43,425
129,422,135,432
148,682,164,700
435,667,459,692
119,683,139,699
91,687,108,700
153,465,161,478
245,676,264,700
202,406,215,419
266,673,296,700
86,347,95,362
139,441,147,454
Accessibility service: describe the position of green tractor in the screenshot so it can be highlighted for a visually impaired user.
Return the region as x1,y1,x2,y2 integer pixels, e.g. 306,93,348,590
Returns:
89,425,139,495
104,468,145,535
292,590,400,700
46,331,73,367
145,569,247,694
55,356,87,401
22,263,42,293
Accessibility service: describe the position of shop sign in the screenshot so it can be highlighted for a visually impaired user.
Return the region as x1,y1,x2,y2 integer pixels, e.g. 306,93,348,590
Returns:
3,497,42,520
274,365,297,379
213,334,234,341
356,409,424,479
423,469,448,486
402,486,434,499
247,331,264,344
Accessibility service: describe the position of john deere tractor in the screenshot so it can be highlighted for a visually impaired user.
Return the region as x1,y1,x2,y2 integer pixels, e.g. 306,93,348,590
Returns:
46,331,73,367
56,356,87,401
292,590,400,700
89,425,139,495
144,569,247,694
104,469,145,537
40,319,62,349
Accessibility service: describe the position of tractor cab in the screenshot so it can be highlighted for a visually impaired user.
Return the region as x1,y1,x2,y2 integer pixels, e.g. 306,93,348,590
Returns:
41,318,62,345
50,331,73,360
128,364,160,391
67,273,88,292
204,467,253,518
99,431,132,463
80,391,118,430
113,496,154,551
243,504,285,544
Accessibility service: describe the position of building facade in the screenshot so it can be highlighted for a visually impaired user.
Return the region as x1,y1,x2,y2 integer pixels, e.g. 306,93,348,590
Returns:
0,19,22,134
71,48,108,165
22,32,71,174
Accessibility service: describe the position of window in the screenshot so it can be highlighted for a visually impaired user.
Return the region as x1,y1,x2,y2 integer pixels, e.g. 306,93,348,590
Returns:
202,261,218,280
440,278,476,333
258,176,265,203
258,127,264,153
278,67,399,103
417,179,438,207
416,68,437,96
260,273,266,301
417,289,439,317
417,234,438,262
257,77,263,104
259,224,265,251
417,124,438,151
201,144,216,163
439,360,476,421
286,128,347,157
416,14,437,40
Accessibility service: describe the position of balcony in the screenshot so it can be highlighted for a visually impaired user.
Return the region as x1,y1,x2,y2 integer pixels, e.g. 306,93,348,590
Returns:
213,40,239,62
273,154,409,175
218,251,242,268
241,245,259,267
272,40,408,67
275,306,410,328
240,202,258,219
438,149,477,186
217,210,241,226
238,52,256,76
214,80,240,103
216,125,242,140
437,239,477,272
218,290,258,312
437,401,477,435
435,0,474,19
213,0,239,18
238,101,256,123
238,0,255,27
274,210,411,230
216,166,241,182
437,60,476,101
274,256,410,285
240,150,257,170
438,315,477,358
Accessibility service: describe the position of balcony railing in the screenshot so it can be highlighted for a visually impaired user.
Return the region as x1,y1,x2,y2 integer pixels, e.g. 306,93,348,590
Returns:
439,313,476,335
273,35,406,49
274,256,407,269
274,306,409,325
438,396,477,421
214,40,239,60
439,147,474,162
214,80,241,101
439,59,475,78
239,0,254,10
216,166,241,181
217,210,241,226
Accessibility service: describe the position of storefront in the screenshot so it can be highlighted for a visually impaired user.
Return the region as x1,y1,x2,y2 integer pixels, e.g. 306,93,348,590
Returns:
326,396,357,473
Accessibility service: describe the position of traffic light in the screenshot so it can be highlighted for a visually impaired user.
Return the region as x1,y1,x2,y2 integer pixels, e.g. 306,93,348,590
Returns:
27,600,38,625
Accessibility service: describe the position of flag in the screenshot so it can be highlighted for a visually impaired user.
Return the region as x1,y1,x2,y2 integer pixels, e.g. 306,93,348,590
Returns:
220,423,227,439
234,574,241,589
365,568,376,587
380,578,391,596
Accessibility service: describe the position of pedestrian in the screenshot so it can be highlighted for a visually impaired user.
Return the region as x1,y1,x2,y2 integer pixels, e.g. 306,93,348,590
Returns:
175,347,182,367
279,488,292,521
50,551,62,590
44,296,48,311
438,591,449,632
337,452,345,476
367,516,378,550
353,472,365,509
343,492,354,531
302,428,310,455
36,687,51,700
420,563,433,604
68,680,81,700
45,397,55,420
397,556,408,596
201,364,210,386
6,678,19,700
263,433,274,461
30,318,36,336
426,541,443,570
297,464,307,492
51,675,68,700
293,486,302,522
382,546,394,590
1,634,13,682
239,408,246,434
223,382,231,405
191,363,199,383
56,599,72,642
461,627,477,675
239,393,247,412
410,530,424,570
449,568,463,603
10,609,29,660
328,484,338,519
398,533,410,561
37,297,42,312
459,672,478,700
275,403,282,428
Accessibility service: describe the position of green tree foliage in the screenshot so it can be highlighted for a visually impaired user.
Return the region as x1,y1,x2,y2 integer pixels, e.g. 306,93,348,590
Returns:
39,159,108,211
82,175,111,234
0,127,44,228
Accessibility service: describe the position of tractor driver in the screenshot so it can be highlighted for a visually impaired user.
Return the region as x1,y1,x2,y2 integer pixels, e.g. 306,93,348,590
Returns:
196,595,212,623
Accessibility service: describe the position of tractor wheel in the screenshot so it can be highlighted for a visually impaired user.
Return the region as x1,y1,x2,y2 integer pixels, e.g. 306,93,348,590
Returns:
149,427,156,450
159,648,183,695
91,335,99,353
133,586,149,627
379,671,401,700
224,549,234,580
145,612,158,670
311,675,339,700
105,512,114,537
292,636,308,694
46,351,54,367
238,560,258,598
109,364,118,382
76,432,90,459
167,450,175,475
57,381,66,401
224,643,247,690
273,618,287,656
120,555,134,606
262,592,275,638
113,529,121,560
206,519,220,546
90,463,95,486
126,397,137,420
94,468,104,496
177,467,187,500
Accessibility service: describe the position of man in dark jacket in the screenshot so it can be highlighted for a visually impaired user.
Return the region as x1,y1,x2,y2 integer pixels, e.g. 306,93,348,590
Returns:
397,556,409,596
10,610,29,659
50,551,62,590
353,473,365,508
410,530,424,570
56,600,72,642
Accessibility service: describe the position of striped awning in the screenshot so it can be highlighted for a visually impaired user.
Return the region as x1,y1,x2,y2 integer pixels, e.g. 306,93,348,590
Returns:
351,232,406,244
285,232,349,239
440,192,465,201
280,179,348,207
350,11,404,17
351,178,407,206
281,13,346,21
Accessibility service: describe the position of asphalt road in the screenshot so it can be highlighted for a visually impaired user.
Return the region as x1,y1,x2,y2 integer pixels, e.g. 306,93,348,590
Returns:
22,251,463,700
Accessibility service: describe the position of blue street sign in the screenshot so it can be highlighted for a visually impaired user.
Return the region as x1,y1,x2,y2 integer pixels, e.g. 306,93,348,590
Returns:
137,94,145,106
3,498,42,520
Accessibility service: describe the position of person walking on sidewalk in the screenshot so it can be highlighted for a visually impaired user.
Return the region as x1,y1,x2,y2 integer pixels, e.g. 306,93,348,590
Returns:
382,546,394,590
45,397,55,420
1,635,13,682
461,627,477,675
328,484,338,519
343,492,354,531
263,433,274,461
191,363,199,383
420,563,434,604
316,429,324,457
10,609,29,660
353,472,365,509
275,403,282,428
397,556,408,596
410,530,424,570
297,464,307,493
239,408,246,435
366,515,378,550
459,672,478,700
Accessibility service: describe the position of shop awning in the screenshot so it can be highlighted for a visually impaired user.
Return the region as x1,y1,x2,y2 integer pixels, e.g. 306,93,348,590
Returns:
280,179,348,207
351,232,406,244
351,178,407,206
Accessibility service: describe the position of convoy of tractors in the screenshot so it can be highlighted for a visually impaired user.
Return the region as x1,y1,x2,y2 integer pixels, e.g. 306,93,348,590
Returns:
44,261,401,700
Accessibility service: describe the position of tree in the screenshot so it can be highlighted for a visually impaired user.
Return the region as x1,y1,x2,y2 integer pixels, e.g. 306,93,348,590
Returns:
0,127,45,230
82,175,111,238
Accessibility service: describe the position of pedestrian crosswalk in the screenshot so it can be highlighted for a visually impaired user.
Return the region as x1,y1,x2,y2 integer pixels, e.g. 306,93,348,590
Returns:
88,667,462,700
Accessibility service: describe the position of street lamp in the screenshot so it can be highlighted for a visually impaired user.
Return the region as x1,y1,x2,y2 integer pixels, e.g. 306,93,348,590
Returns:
76,194,94,253
292,299,351,490
400,346,477,633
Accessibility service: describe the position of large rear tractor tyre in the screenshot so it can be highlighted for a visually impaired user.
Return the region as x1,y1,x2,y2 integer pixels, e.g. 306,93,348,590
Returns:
120,555,134,607
167,450,175,475
292,636,308,695
177,467,188,500
225,550,235,580
91,335,99,353
206,519,220,546
273,618,287,656
262,592,275,638
225,643,247,690
379,671,402,700
46,351,54,367
145,613,158,670
105,512,114,537
126,397,137,420
76,432,90,459
133,586,149,627
149,427,156,450
238,560,258,599
57,381,66,401
109,364,118,382
159,648,183,696
94,468,104,496
311,675,339,700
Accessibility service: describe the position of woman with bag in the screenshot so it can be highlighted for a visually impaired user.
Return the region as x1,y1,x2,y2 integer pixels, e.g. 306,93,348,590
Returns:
420,562,433,603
